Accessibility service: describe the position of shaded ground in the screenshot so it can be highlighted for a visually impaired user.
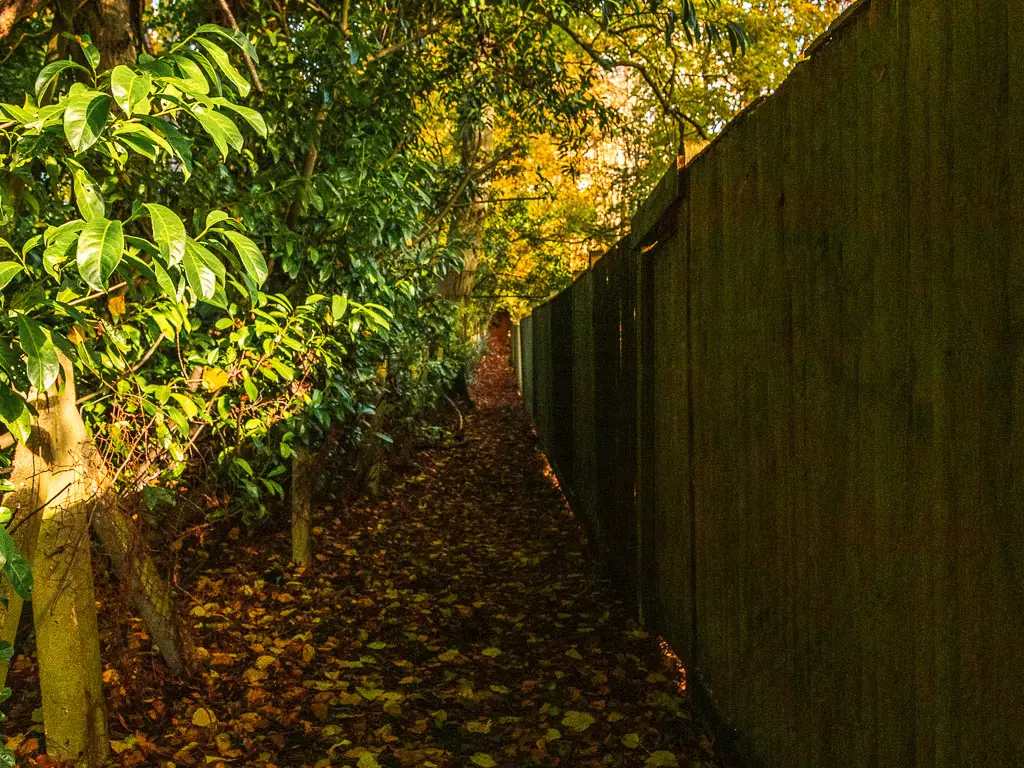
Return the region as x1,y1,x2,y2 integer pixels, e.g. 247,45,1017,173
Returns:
8,321,721,768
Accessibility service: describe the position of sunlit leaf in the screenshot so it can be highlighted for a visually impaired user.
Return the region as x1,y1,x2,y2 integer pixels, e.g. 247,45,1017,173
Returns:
34,60,88,102
17,316,59,391
0,262,22,290
221,230,267,285
145,203,186,265
110,65,152,116
76,217,124,289
195,38,250,97
63,89,111,153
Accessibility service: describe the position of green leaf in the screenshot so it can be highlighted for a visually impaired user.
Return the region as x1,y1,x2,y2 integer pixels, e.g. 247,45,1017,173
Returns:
0,388,30,444
185,51,222,97
211,98,267,137
205,210,234,229
561,710,596,732
34,60,89,102
43,221,85,279
17,316,59,391
171,54,210,94
122,251,178,300
0,103,34,124
137,53,174,78
44,219,85,247
182,238,222,303
0,262,22,290
221,230,266,285
470,754,496,768
331,292,348,319
20,235,42,259
196,24,260,65
145,203,186,265
73,169,104,220
110,65,152,116
189,104,239,159
0,528,31,601
622,733,641,749
76,217,123,290
140,116,193,179
114,122,172,156
63,89,111,153
71,32,101,70
207,108,243,152
195,38,250,97
114,127,159,159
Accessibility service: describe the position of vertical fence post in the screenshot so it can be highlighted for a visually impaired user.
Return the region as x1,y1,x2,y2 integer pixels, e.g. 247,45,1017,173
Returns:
521,315,534,422
636,245,657,628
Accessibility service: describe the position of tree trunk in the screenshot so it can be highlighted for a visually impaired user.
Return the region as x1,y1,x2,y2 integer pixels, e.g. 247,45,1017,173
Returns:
0,440,48,690
64,396,197,676
90,500,197,677
355,402,390,498
78,0,140,69
286,110,326,229
291,445,314,569
438,110,493,304
31,367,108,768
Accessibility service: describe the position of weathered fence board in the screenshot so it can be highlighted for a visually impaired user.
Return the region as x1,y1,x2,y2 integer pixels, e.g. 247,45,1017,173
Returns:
571,272,597,539
520,315,533,422
510,0,1024,764
550,288,575,485
650,224,693,663
532,302,553,460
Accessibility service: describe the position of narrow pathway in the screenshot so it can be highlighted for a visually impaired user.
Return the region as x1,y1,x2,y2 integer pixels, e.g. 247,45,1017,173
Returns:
8,321,722,768
243,321,719,768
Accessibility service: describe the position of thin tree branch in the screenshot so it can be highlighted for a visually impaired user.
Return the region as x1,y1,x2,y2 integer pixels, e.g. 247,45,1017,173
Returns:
215,0,263,94
286,109,326,229
360,20,446,65
549,16,709,142
409,148,513,250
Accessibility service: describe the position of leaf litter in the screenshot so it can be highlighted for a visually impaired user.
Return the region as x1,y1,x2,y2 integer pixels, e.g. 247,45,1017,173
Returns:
5,321,724,766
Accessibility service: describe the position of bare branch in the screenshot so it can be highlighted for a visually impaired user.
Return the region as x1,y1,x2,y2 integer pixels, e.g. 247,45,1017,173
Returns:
549,15,709,142
215,0,263,94
410,147,514,250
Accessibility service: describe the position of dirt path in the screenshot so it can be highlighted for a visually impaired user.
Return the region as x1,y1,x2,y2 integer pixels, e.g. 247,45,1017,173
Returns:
9,322,721,768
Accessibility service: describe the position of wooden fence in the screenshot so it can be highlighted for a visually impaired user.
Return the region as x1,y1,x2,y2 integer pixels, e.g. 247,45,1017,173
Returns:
510,0,1024,765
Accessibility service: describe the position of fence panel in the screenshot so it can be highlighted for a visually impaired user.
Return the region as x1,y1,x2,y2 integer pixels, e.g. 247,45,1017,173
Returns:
533,303,553,458
550,288,575,487
592,249,621,567
616,244,639,613
511,323,521,394
514,0,1024,763
520,315,533,421
570,271,598,542
649,223,693,666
